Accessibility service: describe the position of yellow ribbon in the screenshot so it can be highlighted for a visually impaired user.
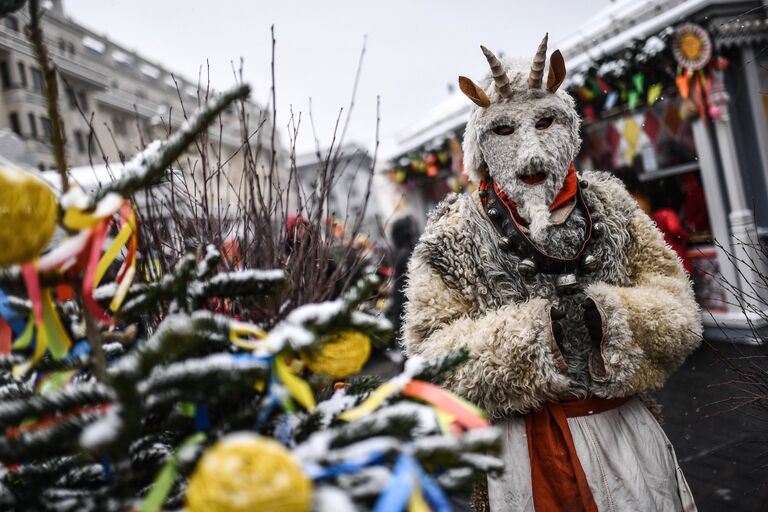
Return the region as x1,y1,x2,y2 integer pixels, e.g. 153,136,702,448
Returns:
109,263,135,312
229,322,268,351
408,481,430,512
337,381,403,422
275,354,316,411
94,210,136,288
12,290,72,363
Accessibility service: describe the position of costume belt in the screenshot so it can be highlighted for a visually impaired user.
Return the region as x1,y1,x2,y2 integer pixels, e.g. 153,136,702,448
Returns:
525,395,632,512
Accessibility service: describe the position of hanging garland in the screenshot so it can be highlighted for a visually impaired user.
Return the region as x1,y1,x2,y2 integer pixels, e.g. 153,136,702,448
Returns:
566,22,728,124
386,136,468,195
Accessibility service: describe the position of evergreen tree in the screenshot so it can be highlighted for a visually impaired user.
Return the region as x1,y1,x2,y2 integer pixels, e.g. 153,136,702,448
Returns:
0,2,502,510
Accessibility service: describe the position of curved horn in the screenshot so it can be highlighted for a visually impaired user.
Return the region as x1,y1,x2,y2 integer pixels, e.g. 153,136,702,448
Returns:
480,45,513,98
528,33,548,89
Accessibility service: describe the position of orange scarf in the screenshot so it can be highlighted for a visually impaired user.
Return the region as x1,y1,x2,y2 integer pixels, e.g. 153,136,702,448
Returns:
525,395,631,511
480,163,578,226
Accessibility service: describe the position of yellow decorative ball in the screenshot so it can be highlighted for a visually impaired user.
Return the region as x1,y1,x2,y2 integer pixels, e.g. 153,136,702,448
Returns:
303,331,372,379
186,434,312,512
0,166,57,266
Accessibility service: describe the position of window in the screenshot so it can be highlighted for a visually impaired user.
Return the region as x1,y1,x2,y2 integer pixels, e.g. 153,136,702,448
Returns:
4,16,19,32
9,112,20,136
67,42,75,56
66,87,77,109
39,116,52,143
27,113,37,139
77,91,87,111
16,62,26,88
58,39,66,52
73,130,85,154
0,61,10,89
112,116,127,136
30,68,43,93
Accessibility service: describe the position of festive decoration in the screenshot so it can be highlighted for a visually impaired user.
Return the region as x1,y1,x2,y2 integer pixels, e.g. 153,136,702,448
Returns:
303,330,372,379
0,166,57,266
186,434,312,512
0,11,503,510
567,22,724,124
387,138,460,187
672,23,712,70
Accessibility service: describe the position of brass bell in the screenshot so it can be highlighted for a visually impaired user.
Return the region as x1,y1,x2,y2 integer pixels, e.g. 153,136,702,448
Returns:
518,258,537,278
579,179,589,189
555,273,579,294
581,254,599,273
498,237,512,251
487,207,499,218
592,222,605,237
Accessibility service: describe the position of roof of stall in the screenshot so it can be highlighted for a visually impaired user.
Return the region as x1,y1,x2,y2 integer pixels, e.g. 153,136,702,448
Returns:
386,0,749,161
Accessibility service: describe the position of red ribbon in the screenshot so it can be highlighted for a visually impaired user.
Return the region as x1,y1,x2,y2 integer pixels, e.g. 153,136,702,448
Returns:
402,380,490,431
82,218,111,322
0,318,10,355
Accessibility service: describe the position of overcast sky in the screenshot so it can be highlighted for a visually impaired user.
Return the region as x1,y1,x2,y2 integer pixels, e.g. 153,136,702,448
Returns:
65,0,612,158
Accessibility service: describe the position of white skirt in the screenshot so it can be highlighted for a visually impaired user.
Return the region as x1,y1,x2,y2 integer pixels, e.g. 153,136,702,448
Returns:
487,397,696,511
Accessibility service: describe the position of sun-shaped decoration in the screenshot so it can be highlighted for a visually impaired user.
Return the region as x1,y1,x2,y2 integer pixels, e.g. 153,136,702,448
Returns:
672,23,712,70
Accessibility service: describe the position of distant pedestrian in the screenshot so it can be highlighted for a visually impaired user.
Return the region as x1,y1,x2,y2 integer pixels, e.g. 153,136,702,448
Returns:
387,215,417,341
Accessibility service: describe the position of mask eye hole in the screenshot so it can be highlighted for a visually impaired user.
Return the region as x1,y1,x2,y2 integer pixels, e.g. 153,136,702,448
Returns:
535,116,554,130
492,125,514,136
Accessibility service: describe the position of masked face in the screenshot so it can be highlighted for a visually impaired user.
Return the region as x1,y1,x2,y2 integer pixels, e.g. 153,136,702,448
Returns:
476,91,580,239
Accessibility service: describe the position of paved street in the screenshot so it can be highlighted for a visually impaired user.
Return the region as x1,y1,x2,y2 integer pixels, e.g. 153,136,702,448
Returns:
653,341,768,511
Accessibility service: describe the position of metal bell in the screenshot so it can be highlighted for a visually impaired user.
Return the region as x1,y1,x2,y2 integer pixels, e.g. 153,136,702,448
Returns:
579,179,589,189
555,273,579,294
517,258,537,278
581,254,599,273
592,222,605,237
498,237,512,251
487,207,499,218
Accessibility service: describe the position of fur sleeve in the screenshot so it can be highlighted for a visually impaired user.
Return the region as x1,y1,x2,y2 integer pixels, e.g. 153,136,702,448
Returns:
402,253,572,418
585,208,702,397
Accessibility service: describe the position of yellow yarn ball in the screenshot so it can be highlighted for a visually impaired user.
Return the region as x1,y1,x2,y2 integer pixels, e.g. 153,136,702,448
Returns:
186,434,312,512
303,331,372,379
0,166,57,266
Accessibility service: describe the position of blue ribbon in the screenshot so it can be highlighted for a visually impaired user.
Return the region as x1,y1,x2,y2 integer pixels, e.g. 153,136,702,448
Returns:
412,457,451,512
0,288,26,334
373,453,417,512
372,453,452,512
308,450,386,480
194,401,210,432
100,452,113,484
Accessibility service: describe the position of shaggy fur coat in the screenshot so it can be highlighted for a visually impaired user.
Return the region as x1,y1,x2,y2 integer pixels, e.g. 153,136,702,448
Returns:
402,170,702,420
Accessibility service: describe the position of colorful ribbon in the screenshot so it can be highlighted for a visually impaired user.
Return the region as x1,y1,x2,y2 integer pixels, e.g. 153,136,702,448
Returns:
373,453,451,512
140,432,207,512
402,380,489,431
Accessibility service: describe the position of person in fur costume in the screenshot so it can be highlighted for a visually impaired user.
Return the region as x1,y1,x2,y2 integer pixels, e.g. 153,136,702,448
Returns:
402,34,702,512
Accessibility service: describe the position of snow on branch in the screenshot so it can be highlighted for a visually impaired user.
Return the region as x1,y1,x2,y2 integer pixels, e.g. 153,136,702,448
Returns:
90,84,251,205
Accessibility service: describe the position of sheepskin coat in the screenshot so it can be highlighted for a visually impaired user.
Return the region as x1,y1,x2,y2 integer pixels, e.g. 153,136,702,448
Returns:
402,170,702,419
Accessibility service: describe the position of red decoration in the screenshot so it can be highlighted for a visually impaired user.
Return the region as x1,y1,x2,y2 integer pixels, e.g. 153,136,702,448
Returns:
643,111,660,142
582,104,596,123
605,123,620,152
0,317,10,355
663,103,681,135
595,76,612,93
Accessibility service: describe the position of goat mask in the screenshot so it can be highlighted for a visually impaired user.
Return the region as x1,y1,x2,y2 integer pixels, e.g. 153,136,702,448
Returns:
459,34,582,240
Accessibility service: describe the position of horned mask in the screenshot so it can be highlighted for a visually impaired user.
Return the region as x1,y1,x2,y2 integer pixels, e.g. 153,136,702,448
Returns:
459,34,582,238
